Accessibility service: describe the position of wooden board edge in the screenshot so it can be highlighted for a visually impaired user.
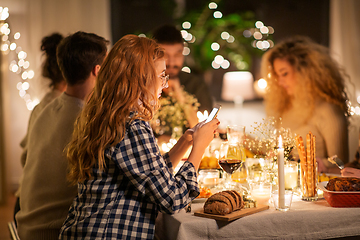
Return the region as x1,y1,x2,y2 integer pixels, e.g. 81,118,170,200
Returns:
194,204,269,222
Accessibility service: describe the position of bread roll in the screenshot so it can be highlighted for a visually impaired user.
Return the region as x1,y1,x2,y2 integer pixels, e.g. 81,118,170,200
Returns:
204,190,243,215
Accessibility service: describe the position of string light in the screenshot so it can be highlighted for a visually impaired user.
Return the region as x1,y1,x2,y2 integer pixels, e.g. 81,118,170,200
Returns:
181,1,275,71
183,46,190,55
182,21,191,29
211,42,220,51
213,11,223,19
181,66,191,73
0,6,37,110
208,2,218,9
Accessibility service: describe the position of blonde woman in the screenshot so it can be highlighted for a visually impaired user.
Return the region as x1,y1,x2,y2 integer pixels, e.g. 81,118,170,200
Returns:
59,35,219,239
261,36,350,173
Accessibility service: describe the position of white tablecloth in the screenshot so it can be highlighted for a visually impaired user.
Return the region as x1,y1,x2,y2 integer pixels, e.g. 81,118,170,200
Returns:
155,195,360,240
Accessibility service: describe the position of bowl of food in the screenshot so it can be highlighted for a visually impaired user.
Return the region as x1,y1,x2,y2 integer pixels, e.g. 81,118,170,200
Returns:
319,177,360,207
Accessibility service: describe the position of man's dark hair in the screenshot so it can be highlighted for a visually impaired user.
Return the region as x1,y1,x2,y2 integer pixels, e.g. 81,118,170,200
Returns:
56,31,109,86
152,25,183,45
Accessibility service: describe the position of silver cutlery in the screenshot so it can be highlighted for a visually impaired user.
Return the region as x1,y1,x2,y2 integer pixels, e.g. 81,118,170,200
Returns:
327,155,345,169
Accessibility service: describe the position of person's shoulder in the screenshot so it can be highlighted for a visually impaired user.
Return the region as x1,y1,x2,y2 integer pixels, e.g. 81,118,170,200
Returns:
316,100,343,116
35,93,82,123
128,118,152,131
315,100,347,124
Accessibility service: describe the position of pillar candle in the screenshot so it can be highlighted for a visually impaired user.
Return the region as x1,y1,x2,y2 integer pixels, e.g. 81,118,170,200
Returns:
278,135,285,208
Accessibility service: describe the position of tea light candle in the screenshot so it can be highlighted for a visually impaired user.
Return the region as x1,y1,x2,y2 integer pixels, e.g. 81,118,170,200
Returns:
285,163,298,189
251,184,271,205
278,135,285,209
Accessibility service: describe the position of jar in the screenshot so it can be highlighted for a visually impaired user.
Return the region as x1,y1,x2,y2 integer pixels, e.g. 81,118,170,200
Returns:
198,169,220,188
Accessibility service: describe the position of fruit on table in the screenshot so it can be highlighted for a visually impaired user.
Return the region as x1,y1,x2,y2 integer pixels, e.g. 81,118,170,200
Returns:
244,148,255,158
318,173,338,182
197,186,212,198
199,156,220,169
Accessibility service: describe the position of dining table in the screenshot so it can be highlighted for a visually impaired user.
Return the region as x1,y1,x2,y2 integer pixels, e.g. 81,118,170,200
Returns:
155,194,360,240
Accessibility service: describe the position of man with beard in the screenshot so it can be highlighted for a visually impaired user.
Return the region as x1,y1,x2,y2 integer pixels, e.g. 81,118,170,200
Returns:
152,25,214,140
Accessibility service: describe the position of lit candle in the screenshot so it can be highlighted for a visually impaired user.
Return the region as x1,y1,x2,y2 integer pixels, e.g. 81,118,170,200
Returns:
278,135,285,209
284,162,298,189
251,184,271,205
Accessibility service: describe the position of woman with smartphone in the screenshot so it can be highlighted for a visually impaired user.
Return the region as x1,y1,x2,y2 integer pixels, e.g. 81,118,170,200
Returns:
59,35,219,240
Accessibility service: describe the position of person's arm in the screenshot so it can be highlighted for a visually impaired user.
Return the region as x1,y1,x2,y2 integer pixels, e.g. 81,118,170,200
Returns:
341,167,360,178
168,120,219,168
317,103,349,170
111,120,215,214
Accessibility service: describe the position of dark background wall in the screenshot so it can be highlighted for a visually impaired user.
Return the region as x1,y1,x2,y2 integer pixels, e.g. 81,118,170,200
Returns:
110,0,329,101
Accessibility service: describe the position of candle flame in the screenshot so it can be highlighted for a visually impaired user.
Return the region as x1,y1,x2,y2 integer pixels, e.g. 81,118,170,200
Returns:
278,135,283,149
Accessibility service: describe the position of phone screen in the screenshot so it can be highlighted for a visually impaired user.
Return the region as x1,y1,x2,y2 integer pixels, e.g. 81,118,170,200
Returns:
205,104,221,123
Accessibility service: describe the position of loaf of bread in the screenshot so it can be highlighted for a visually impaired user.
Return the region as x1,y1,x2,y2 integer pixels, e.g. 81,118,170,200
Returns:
326,177,360,191
203,190,244,215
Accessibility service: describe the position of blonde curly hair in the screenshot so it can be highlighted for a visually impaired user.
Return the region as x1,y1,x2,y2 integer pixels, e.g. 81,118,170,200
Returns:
261,36,351,124
67,35,165,184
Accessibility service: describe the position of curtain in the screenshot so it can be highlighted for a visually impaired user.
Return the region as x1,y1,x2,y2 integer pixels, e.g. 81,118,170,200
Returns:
330,0,360,161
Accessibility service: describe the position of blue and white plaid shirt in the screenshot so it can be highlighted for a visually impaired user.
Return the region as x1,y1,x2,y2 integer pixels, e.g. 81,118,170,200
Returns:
59,118,199,239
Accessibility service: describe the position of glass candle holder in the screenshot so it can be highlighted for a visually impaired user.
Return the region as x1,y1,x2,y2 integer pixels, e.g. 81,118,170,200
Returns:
271,188,293,211
285,161,298,190
250,182,271,205
198,169,220,188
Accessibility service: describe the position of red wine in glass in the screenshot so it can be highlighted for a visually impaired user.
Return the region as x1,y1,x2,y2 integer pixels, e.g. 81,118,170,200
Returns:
219,159,243,174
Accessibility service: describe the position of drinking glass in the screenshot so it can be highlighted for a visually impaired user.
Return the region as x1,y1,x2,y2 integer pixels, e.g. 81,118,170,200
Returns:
227,125,246,145
218,141,245,191
271,190,293,211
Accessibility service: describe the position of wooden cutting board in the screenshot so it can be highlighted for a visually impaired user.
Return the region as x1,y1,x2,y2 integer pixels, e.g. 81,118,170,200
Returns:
194,204,269,222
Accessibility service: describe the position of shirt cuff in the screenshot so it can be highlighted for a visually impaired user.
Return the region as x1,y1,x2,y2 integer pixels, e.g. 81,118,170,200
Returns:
177,161,200,199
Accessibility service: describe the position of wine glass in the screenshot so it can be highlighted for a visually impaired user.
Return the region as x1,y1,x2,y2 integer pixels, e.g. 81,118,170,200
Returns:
218,141,245,191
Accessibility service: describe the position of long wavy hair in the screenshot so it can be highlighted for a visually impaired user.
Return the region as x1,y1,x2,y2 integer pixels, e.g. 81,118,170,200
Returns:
67,35,165,184
261,36,351,124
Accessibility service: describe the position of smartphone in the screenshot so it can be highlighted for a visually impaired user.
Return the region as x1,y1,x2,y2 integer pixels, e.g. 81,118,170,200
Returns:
205,104,221,123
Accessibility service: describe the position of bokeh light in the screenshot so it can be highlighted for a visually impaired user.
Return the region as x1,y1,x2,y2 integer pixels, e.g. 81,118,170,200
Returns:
258,78,268,89
214,55,224,64
183,47,190,55
255,21,264,28
182,66,191,73
208,2,218,9
221,59,230,69
211,42,220,51
212,60,220,69
213,11,222,18
182,21,191,29
14,32,20,39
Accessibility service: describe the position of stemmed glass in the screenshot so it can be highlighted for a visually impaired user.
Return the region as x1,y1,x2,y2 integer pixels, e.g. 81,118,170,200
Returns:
217,125,246,191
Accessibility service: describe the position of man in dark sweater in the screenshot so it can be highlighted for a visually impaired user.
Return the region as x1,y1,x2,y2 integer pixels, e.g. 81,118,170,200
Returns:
153,24,213,113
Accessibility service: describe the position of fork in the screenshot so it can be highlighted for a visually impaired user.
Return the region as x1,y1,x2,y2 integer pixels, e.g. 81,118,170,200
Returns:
327,155,345,170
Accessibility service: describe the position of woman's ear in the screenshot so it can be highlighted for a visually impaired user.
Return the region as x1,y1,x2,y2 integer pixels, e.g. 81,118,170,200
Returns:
92,65,101,76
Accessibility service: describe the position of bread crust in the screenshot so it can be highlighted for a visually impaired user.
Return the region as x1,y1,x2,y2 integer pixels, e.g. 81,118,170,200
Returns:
204,190,243,215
